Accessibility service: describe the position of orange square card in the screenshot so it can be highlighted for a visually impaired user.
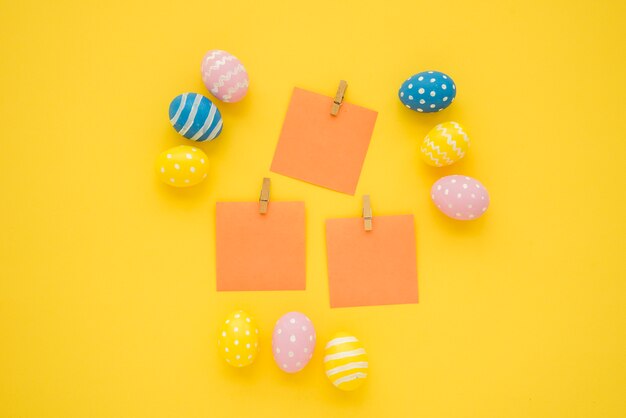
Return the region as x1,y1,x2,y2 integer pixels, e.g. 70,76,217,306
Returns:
216,202,305,291
325,215,418,308
270,87,378,195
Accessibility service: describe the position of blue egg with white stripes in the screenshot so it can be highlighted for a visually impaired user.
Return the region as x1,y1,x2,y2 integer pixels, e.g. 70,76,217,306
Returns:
398,71,456,113
168,93,223,141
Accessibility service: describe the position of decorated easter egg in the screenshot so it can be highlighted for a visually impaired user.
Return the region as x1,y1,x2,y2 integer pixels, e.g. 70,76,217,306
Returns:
218,310,259,368
399,71,456,113
168,93,223,141
431,175,490,220
323,332,368,391
272,312,316,373
156,145,209,187
201,50,249,103
420,121,470,167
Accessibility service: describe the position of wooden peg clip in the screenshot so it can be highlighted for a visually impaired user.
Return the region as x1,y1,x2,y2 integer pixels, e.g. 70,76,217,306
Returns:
259,178,271,214
363,195,373,231
331,80,348,116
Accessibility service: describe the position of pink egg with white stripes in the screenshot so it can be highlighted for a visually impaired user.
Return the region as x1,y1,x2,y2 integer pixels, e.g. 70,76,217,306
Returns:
431,175,490,220
272,312,316,373
201,50,249,103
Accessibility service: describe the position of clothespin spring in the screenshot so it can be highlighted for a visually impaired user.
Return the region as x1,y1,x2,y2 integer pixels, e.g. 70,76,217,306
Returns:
363,195,372,231
331,80,348,116
259,178,271,214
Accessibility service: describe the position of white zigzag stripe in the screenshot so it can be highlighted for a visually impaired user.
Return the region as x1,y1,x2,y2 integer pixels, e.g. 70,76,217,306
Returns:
210,64,245,92
207,55,233,70
421,149,441,166
436,124,452,143
437,125,463,157
202,50,223,65
190,103,217,140
221,80,249,102
449,121,470,143
205,55,236,78
424,137,453,165
179,94,202,136
447,137,464,157
421,145,444,166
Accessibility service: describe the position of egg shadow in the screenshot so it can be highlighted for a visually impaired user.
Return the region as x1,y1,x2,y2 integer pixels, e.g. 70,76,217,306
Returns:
424,173,492,236
413,133,491,236
213,356,267,396
394,72,468,150
190,77,254,126
390,74,489,235
153,173,212,210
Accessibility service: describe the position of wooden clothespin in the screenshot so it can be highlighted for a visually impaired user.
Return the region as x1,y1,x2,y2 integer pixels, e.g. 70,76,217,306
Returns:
331,80,348,116
259,178,270,214
363,195,373,231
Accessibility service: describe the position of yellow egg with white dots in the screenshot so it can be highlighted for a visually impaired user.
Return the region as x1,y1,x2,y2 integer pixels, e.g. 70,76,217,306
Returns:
218,310,259,368
156,145,209,187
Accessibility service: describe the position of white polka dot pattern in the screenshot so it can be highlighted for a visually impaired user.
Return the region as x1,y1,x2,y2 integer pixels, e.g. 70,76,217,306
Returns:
218,310,259,368
156,145,209,188
398,70,456,113
431,175,490,220
272,312,316,373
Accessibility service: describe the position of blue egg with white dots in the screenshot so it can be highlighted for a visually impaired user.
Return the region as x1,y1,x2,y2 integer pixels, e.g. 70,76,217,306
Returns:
168,93,223,141
398,71,456,113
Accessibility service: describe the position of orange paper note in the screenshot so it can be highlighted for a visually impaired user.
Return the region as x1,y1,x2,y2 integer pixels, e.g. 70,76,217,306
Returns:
325,215,418,308
270,87,378,195
216,202,305,291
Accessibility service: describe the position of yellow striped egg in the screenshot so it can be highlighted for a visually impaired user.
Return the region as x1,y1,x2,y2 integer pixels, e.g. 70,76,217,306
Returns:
323,332,368,391
420,121,470,167
218,310,259,368
156,145,209,187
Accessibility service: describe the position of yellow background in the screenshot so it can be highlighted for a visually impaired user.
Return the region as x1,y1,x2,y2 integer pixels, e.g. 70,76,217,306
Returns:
1,0,625,416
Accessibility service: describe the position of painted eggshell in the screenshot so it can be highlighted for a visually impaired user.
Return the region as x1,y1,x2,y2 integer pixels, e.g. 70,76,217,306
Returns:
218,310,259,368
168,93,223,141
431,175,490,220
201,50,249,103
323,332,368,391
420,121,470,167
272,312,316,373
156,145,209,188
399,71,456,113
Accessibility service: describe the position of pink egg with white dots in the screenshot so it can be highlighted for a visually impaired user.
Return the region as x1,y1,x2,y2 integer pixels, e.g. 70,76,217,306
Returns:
431,175,490,220
272,312,316,373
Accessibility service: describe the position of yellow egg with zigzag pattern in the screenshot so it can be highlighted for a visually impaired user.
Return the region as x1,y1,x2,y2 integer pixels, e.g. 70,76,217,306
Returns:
323,332,368,391
420,121,470,167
